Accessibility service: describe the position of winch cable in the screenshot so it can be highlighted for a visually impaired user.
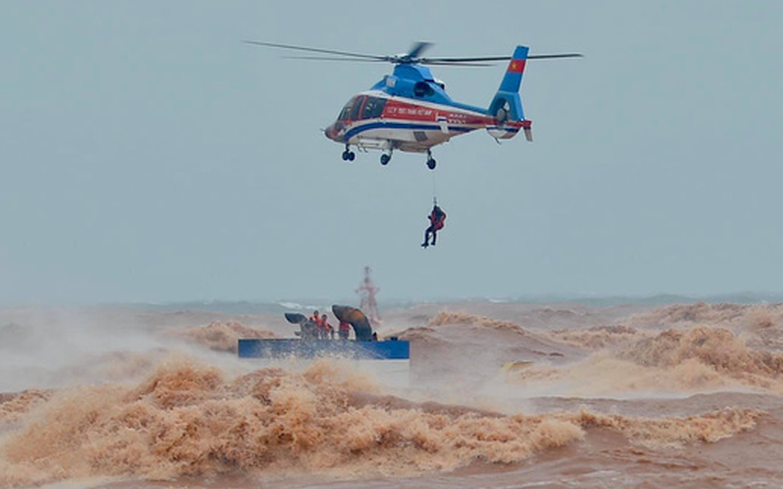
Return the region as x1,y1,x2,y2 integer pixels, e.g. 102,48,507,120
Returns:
431,170,438,206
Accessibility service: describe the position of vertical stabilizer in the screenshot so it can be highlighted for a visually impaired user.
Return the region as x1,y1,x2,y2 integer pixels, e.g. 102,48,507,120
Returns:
499,45,529,93
488,45,529,123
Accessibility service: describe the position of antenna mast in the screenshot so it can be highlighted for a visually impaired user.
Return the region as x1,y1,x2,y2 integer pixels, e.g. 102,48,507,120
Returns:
356,266,381,326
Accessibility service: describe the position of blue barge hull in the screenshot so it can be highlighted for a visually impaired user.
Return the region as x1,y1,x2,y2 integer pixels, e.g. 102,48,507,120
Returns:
238,339,410,360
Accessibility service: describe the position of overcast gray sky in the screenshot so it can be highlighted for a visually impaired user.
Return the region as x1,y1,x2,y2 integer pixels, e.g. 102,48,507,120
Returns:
1,1,782,305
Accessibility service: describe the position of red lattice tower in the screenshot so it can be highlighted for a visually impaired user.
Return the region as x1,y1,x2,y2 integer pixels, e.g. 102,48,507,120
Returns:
356,266,381,326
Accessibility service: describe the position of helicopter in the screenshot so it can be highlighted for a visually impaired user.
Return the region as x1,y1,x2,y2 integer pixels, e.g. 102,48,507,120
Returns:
245,41,581,170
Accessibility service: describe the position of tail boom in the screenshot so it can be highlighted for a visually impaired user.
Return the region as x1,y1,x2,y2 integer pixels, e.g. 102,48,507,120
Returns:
487,119,531,140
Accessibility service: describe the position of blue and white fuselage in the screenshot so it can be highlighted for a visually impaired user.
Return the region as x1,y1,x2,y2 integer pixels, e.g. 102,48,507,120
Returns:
324,46,533,168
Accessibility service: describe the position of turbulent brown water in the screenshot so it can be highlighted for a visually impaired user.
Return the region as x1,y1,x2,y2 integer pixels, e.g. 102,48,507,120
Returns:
1,301,783,488
166,321,279,353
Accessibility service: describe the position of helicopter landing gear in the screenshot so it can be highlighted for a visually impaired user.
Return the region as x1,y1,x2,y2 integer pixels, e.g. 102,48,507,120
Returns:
426,150,437,170
342,145,355,162
380,149,393,166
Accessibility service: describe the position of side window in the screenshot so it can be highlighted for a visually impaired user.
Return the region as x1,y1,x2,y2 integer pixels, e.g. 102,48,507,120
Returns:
350,96,366,121
413,82,434,98
361,97,387,119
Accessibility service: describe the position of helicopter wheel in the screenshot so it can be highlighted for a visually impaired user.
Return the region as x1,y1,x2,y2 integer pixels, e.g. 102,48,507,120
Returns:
348,151,355,161
380,153,391,165
341,151,349,161
427,158,437,170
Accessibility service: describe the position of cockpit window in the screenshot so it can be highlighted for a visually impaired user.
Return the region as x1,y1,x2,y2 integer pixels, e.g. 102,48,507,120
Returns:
350,96,365,121
337,95,387,121
361,97,387,119
337,98,355,121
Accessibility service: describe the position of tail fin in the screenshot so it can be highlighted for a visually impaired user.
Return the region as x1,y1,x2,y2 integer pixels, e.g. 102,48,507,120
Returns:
499,45,529,93
488,45,528,122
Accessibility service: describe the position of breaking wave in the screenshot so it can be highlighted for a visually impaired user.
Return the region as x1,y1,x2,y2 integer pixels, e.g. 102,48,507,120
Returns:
0,390,51,425
425,311,529,335
628,302,753,328
509,327,783,396
0,356,762,487
165,321,278,353
621,326,783,376
546,325,650,350
628,302,783,335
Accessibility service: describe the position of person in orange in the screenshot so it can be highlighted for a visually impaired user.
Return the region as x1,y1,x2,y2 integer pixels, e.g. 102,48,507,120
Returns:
338,320,350,340
321,314,334,340
310,310,325,339
421,203,446,248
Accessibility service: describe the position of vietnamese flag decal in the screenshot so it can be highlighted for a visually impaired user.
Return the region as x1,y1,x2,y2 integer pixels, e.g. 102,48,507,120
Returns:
507,59,526,73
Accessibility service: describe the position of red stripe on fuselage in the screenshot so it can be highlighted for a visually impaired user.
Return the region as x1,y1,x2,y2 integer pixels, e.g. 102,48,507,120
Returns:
381,99,492,127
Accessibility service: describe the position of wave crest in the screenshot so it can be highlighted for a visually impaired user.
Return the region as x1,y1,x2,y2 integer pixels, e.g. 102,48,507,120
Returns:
165,321,278,352
0,356,759,487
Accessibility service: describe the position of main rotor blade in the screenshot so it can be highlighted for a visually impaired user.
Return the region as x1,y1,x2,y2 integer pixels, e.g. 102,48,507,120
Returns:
529,53,584,59
421,56,512,63
406,41,433,59
282,55,390,62
421,53,583,63
243,41,387,61
420,61,495,67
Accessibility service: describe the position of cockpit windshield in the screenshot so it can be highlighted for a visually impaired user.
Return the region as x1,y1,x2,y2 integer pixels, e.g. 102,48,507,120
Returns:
337,95,387,121
337,98,355,121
